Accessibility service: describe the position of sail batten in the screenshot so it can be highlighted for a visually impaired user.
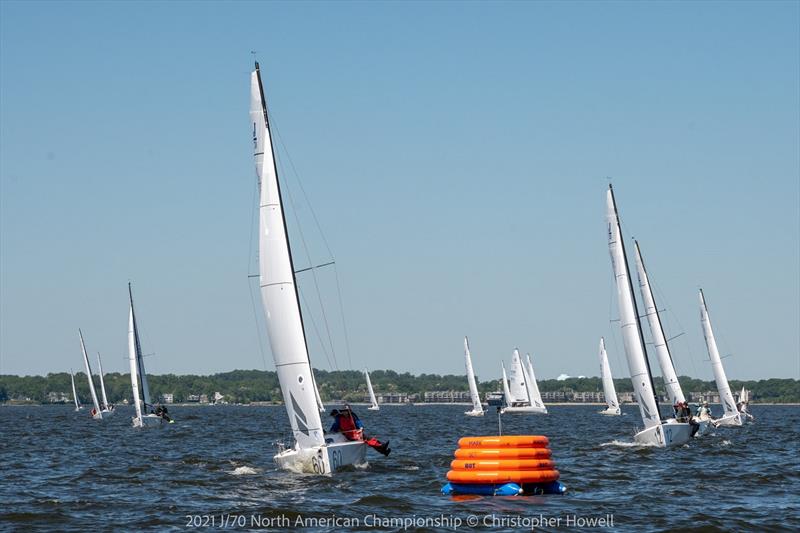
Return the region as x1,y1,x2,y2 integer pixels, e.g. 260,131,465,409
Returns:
252,63,324,449
606,185,661,429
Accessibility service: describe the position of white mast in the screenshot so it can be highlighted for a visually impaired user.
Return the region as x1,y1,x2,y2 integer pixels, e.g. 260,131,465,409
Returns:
79,329,102,418
71,371,81,410
365,370,379,410
509,349,531,405
634,240,686,406
524,353,546,411
464,337,483,415
97,353,109,409
128,303,143,424
699,289,740,422
599,337,620,414
606,186,661,429
251,63,325,450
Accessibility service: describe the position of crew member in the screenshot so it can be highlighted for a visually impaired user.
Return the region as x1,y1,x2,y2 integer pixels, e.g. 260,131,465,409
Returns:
329,407,390,456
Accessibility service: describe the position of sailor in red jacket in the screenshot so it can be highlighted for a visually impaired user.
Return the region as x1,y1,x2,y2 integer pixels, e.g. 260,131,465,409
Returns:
329,407,391,456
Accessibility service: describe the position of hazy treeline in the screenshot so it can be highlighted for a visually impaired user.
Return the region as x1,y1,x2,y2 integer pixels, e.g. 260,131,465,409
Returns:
1,370,798,404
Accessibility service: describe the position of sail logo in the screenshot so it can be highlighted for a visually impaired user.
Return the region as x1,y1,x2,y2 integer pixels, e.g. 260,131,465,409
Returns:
290,393,309,436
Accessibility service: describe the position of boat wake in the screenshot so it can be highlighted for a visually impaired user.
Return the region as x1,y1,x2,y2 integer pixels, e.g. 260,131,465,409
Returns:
230,466,258,476
600,439,658,449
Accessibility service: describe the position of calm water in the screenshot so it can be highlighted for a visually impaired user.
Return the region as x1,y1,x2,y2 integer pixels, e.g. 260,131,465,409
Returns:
1,404,798,532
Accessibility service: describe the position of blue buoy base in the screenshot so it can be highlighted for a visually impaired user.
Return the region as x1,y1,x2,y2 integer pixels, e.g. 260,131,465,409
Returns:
442,481,566,496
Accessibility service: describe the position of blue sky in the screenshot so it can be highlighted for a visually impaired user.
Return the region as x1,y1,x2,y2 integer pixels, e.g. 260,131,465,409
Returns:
1,1,798,381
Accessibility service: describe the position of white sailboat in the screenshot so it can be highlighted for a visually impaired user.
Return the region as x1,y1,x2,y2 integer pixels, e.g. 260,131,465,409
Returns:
251,62,366,473
96,352,115,416
463,337,484,416
128,283,163,428
78,329,103,420
606,185,691,446
598,338,621,415
738,386,753,421
699,289,744,427
365,370,379,411
524,353,547,413
70,370,82,411
634,241,706,434
501,349,547,414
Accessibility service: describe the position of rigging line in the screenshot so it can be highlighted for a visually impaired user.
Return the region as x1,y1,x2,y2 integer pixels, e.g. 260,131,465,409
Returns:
296,284,335,370
649,274,699,379
270,118,339,370
270,112,354,370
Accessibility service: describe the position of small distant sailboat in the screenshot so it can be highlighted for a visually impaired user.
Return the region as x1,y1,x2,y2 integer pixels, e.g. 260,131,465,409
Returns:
524,353,547,413
96,352,115,417
598,338,621,415
365,370,380,411
128,283,166,428
738,386,754,421
463,337,484,417
606,184,691,446
500,349,547,414
699,289,744,427
251,62,366,473
78,329,103,420
70,370,82,411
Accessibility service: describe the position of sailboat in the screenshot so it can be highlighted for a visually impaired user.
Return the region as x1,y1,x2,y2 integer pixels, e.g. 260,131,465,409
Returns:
70,370,82,411
128,283,164,428
78,329,103,420
738,386,753,420
524,353,547,413
365,370,380,411
463,337,484,417
606,184,691,446
634,241,706,433
251,62,366,473
96,353,115,416
699,289,744,427
501,349,547,414
598,338,621,415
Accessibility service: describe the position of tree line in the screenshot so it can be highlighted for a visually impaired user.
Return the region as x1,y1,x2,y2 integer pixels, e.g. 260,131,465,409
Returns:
1,370,798,404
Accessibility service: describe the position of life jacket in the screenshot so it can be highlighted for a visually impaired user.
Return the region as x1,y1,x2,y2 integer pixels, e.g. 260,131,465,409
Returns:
337,413,361,440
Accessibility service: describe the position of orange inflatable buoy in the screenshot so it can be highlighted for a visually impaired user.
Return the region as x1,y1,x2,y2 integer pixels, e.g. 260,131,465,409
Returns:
450,459,556,471
447,469,560,484
453,447,552,460
457,435,549,449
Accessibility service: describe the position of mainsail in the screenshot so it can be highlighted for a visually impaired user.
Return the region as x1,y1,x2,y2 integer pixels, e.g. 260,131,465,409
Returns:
699,289,739,418
70,371,80,410
509,349,531,405
501,362,513,406
97,353,109,409
78,329,102,417
599,337,620,411
606,185,661,429
365,370,379,409
128,300,143,423
464,337,483,414
634,241,686,406
251,62,325,449
524,353,545,410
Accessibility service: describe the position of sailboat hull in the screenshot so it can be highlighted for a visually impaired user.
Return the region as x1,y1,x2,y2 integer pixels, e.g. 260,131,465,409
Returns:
100,408,116,418
465,409,485,417
634,421,692,447
501,405,548,415
599,407,621,416
274,434,367,474
713,412,744,427
367,406,380,411
132,414,166,428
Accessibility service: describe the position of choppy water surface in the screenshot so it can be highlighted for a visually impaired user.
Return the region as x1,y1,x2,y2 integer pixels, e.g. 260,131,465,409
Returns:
1,404,798,531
